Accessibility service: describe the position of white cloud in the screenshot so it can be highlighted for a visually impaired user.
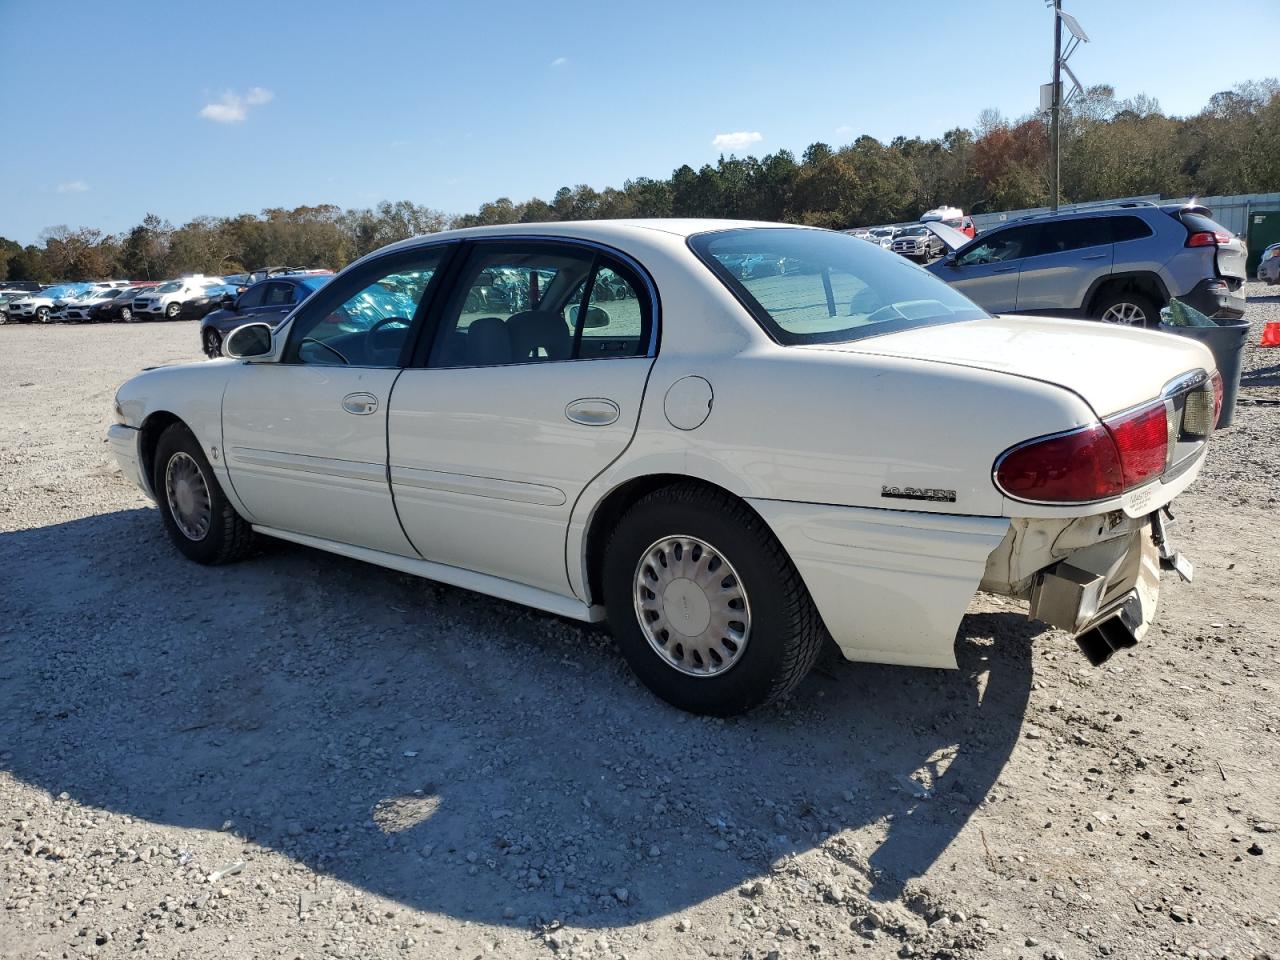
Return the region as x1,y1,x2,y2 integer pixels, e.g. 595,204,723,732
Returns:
56,180,89,193
550,56,568,67
199,87,274,124
711,131,763,151
835,124,854,136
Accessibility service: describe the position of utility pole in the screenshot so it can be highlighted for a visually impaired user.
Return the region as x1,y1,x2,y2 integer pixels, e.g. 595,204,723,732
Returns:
1050,0,1062,212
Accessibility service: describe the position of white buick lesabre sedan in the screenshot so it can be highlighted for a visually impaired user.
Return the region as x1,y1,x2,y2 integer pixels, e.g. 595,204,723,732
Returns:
109,220,1220,715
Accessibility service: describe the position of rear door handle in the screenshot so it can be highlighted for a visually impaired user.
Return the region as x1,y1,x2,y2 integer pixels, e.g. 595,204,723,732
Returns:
565,398,620,426
1080,253,1108,261
342,392,378,415
994,266,1018,273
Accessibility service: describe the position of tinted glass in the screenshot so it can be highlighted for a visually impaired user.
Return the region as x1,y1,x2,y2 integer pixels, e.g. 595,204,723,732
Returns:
956,225,1040,266
1034,217,1111,255
237,283,267,309
1180,211,1232,236
288,253,444,367
1110,216,1153,243
691,227,986,345
263,282,294,307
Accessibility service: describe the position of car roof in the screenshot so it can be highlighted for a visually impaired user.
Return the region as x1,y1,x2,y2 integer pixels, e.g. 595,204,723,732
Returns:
371,218,818,257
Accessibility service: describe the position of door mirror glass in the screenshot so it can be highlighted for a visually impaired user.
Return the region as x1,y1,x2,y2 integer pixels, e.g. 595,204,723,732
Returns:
221,294,237,310
224,322,274,359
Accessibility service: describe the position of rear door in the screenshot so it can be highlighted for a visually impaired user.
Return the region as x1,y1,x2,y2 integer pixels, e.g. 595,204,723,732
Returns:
936,223,1040,312
257,281,299,328
388,239,656,597
1013,215,1113,313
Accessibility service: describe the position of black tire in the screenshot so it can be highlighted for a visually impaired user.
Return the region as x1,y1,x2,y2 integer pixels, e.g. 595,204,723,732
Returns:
119,306,133,323
35,306,50,323
153,422,255,565
602,483,825,716
1093,289,1158,327
203,328,223,358
165,302,181,320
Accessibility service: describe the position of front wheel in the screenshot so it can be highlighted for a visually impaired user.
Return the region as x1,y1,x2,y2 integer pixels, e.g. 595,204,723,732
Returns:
119,306,133,322
35,306,50,323
165,302,181,320
602,483,825,716
203,328,223,358
1095,291,1157,327
153,423,256,565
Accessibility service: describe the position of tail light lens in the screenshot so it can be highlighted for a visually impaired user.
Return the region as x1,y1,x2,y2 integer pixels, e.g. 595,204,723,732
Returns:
1186,230,1231,247
995,400,1171,503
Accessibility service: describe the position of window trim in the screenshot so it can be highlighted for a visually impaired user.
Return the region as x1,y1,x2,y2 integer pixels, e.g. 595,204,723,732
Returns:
279,241,460,368
409,236,660,369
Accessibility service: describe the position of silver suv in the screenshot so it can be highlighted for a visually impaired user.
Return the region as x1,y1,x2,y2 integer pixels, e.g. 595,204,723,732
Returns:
926,202,1247,326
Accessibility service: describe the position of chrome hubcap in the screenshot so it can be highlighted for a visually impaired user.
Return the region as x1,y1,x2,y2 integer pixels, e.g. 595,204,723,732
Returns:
633,535,751,677
164,452,212,541
1101,302,1145,325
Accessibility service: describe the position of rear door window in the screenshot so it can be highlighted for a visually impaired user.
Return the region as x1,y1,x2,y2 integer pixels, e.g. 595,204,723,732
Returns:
1033,217,1111,255
263,282,294,307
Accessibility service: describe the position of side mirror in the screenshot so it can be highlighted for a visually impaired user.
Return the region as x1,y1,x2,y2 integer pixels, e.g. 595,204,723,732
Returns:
220,293,236,310
944,252,958,267
224,322,274,359
583,306,610,329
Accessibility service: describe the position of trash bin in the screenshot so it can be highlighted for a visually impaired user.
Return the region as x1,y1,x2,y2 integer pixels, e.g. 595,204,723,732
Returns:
1157,318,1250,428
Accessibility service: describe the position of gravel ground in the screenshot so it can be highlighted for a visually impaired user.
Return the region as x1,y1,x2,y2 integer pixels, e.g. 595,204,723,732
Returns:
2,288,1278,960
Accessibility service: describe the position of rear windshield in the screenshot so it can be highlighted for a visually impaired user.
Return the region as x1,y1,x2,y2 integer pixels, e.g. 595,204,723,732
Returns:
689,227,987,345
1178,210,1232,236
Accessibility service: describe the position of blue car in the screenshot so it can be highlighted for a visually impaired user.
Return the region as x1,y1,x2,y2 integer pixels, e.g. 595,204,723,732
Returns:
200,274,332,357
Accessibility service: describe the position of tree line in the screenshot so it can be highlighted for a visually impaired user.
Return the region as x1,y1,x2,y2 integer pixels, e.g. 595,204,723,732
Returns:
4,80,1278,284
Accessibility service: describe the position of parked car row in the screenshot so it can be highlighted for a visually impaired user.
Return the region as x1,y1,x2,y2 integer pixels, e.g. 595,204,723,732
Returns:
0,268,332,326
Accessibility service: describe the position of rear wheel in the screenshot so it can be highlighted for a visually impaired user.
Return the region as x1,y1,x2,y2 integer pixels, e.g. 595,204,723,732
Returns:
602,483,825,715
1095,290,1157,327
153,423,255,565
165,302,181,320
119,306,133,322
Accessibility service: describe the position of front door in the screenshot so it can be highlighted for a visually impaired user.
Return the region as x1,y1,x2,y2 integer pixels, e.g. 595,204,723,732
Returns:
943,222,1042,313
388,240,656,597
220,246,453,555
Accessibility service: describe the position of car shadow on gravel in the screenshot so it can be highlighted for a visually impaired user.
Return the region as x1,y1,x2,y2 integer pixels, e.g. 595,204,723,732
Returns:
1241,363,1280,387
0,508,1036,927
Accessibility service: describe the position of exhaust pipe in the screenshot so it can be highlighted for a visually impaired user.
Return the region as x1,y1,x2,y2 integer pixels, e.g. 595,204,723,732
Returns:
1073,614,1139,666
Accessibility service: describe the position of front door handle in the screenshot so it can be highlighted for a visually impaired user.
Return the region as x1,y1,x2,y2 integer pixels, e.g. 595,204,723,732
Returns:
1080,253,1108,261
342,392,378,416
565,398,620,426
994,266,1018,273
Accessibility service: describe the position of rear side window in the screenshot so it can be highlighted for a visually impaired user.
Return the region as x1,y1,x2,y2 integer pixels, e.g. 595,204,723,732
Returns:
690,227,987,345
263,282,294,307
1110,216,1153,243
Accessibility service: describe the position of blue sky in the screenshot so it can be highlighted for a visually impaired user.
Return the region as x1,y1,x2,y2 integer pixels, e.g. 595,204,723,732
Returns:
2,0,1277,245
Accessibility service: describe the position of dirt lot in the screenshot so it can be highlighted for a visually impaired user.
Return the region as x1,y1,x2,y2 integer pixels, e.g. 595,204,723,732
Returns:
2,288,1279,960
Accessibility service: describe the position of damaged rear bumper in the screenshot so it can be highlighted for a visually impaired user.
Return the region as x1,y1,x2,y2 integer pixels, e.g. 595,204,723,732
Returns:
983,509,1188,666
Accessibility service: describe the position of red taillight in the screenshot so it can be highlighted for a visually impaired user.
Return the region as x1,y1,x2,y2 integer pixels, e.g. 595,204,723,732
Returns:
995,401,1170,503
1186,230,1231,247
995,424,1124,503
1105,403,1168,488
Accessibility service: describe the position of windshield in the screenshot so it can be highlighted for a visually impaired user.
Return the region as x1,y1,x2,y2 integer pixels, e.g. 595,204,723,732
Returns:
690,227,987,345
899,226,928,236
154,281,182,293
300,275,332,292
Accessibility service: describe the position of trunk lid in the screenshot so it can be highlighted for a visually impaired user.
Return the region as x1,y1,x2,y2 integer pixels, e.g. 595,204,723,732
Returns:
1175,204,1247,281
804,314,1216,417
